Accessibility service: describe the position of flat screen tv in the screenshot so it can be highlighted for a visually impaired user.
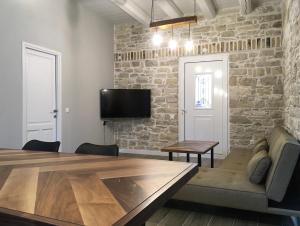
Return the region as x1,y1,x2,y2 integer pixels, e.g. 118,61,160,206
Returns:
100,89,151,118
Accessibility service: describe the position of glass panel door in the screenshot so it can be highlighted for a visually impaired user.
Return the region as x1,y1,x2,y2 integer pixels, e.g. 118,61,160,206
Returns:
195,73,212,109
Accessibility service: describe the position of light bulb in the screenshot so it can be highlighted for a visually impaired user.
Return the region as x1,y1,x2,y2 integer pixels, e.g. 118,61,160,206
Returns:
168,39,177,50
185,40,194,51
152,33,163,46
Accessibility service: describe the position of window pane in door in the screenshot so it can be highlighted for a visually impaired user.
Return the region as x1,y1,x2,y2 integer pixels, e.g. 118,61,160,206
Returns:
195,74,212,109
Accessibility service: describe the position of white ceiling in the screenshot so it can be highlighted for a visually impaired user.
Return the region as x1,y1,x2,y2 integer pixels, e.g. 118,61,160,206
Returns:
80,0,278,24
80,0,136,24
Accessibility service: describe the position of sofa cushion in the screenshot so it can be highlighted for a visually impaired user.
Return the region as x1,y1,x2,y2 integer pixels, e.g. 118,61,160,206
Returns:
252,139,269,154
255,137,267,145
173,168,268,212
219,150,252,171
268,127,282,151
265,127,300,202
247,150,272,184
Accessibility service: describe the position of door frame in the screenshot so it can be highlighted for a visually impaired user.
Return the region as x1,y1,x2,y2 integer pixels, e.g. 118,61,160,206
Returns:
178,54,229,156
22,42,62,147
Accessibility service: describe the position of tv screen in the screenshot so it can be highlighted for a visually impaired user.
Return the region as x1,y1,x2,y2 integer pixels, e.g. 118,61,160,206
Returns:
100,89,151,118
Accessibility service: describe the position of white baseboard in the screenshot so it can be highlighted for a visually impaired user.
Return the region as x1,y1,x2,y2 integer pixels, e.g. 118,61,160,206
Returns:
119,148,226,159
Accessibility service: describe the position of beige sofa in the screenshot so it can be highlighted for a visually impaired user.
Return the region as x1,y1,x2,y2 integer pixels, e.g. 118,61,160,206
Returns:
174,127,300,218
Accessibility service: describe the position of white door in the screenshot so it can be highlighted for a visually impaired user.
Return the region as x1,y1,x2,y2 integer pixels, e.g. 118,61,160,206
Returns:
23,48,58,143
180,55,228,157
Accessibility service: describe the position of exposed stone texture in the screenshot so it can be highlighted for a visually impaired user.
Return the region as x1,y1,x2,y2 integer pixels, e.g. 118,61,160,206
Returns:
282,0,300,140
114,2,284,152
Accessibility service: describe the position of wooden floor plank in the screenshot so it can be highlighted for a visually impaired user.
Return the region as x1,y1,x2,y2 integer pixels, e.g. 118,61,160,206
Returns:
146,208,171,226
259,214,285,226
146,206,292,226
158,209,191,226
182,212,212,226
233,218,259,226
207,215,235,226
259,223,280,226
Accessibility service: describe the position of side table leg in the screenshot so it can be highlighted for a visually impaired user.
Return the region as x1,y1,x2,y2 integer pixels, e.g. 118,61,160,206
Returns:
211,148,214,168
169,152,173,161
187,153,190,162
198,154,202,167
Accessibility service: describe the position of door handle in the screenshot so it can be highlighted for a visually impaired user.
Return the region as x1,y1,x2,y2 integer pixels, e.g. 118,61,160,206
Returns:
181,109,186,114
51,110,58,119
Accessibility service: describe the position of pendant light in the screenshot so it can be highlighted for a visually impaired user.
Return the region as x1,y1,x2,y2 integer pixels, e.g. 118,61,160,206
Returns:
150,0,197,49
185,23,194,51
168,25,177,50
185,0,195,51
152,28,163,46
151,0,163,47
150,0,197,29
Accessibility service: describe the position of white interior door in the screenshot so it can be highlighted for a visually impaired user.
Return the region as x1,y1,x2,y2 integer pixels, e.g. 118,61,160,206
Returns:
181,56,228,157
24,48,58,143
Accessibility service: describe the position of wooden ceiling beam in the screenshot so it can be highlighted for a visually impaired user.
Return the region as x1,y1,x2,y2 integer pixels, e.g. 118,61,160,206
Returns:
158,0,184,18
150,16,197,29
239,0,252,15
110,0,151,26
196,0,216,19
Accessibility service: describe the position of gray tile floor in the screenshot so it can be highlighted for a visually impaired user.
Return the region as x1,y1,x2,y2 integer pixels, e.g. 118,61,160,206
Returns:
146,207,292,226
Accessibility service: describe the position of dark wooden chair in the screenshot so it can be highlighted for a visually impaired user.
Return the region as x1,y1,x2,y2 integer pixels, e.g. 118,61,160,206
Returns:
75,143,119,156
22,140,60,152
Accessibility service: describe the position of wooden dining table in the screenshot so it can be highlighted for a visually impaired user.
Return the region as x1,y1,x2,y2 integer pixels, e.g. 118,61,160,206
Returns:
0,149,198,226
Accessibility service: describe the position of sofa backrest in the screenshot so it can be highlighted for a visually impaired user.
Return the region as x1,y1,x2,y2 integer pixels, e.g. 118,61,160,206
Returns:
265,127,300,202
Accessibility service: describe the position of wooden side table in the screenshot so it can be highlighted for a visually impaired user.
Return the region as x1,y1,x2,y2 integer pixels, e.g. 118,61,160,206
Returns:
161,140,219,168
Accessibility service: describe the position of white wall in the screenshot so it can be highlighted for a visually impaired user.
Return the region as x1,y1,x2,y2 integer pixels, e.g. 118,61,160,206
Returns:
0,0,114,152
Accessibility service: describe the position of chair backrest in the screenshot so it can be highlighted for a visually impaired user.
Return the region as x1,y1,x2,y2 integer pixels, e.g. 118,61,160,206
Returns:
265,127,300,202
22,140,60,152
75,143,119,156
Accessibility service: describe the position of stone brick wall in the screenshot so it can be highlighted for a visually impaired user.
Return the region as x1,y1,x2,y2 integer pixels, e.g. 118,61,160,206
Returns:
282,0,300,140
113,2,284,152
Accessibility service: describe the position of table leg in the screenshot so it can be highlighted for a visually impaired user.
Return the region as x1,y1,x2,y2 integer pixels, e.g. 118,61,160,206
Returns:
169,152,173,161
198,154,202,167
211,148,214,168
186,153,190,162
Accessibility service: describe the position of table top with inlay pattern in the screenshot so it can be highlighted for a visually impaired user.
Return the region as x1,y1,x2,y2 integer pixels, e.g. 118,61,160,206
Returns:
0,149,198,226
